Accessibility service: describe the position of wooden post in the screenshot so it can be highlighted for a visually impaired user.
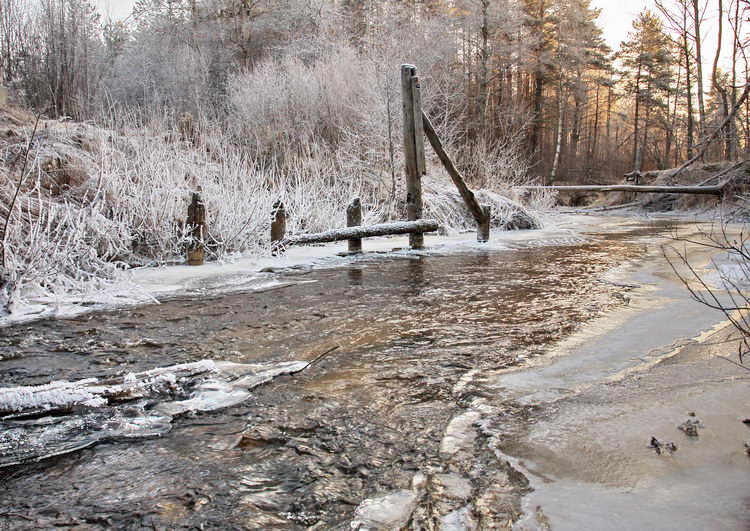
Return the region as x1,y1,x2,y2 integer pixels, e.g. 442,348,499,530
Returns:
187,191,205,266
271,200,286,256
346,197,363,253
412,76,427,178
402,64,426,249
478,205,491,242
627,147,643,202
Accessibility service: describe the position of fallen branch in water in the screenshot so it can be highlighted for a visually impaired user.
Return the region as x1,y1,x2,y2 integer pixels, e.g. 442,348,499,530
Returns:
292,346,340,374
283,221,439,247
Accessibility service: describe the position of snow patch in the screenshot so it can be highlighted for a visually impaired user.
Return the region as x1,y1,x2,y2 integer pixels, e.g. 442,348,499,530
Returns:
0,358,307,467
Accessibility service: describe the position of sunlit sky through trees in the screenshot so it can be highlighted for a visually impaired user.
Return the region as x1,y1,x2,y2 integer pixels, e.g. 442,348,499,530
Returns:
102,0,649,48
99,0,731,67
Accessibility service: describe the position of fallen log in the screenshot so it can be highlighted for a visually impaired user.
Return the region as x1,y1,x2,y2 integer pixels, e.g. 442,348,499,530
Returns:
517,184,725,196
284,219,440,247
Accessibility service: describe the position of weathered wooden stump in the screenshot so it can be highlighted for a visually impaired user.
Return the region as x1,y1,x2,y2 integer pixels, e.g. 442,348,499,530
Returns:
346,198,363,253
271,200,286,256
187,191,206,266
478,205,491,242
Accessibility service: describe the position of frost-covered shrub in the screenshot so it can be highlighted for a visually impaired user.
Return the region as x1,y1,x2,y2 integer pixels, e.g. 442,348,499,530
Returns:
0,38,540,317
423,181,540,235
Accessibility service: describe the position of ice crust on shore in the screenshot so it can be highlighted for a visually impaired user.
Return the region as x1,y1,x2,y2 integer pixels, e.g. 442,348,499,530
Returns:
0,359,306,467
0,216,589,328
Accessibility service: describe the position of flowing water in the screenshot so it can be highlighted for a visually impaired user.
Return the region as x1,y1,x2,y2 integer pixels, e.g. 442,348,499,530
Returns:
0,219,736,529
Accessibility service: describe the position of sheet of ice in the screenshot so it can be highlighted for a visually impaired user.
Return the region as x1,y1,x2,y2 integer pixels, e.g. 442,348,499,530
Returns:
442,506,476,530
0,359,309,467
0,406,173,468
350,490,418,529
0,379,106,413
440,411,481,459
0,360,217,416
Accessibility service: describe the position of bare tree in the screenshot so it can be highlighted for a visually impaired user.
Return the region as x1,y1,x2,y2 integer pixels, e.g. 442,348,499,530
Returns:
664,221,750,370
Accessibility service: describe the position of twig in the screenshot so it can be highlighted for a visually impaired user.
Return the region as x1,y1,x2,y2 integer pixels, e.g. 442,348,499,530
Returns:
697,160,745,187
670,81,750,182
1,112,42,270
0,512,35,522
291,345,340,374
717,355,750,372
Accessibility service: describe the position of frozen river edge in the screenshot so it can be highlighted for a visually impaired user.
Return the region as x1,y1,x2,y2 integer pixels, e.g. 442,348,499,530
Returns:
433,217,750,530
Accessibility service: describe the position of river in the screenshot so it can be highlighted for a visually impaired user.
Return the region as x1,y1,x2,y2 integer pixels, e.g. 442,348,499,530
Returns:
0,216,748,529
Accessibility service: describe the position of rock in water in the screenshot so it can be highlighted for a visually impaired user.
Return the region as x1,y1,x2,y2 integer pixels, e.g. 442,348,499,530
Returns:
677,417,704,437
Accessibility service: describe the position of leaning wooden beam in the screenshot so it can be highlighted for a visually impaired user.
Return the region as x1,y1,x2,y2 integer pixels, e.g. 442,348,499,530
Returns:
284,220,440,247
518,184,725,196
421,112,489,228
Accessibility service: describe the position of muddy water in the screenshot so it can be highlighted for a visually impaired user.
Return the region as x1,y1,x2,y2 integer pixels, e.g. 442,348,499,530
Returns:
0,221,673,528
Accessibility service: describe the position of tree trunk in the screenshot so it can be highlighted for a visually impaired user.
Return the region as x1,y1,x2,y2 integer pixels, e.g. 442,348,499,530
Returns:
692,0,707,139
712,0,731,159
550,75,564,184
633,62,643,169
682,4,695,158
528,0,546,169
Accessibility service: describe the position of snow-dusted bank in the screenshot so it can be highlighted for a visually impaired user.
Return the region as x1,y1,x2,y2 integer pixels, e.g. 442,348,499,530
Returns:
0,212,585,328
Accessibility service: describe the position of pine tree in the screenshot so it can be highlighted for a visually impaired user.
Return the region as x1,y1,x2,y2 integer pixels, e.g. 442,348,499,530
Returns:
618,10,675,170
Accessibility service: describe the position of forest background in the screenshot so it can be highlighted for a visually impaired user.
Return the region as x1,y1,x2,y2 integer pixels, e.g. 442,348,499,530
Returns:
0,0,749,314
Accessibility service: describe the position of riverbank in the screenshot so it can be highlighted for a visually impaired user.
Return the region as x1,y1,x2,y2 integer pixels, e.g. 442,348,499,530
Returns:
473,219,750,529
0,213,577,327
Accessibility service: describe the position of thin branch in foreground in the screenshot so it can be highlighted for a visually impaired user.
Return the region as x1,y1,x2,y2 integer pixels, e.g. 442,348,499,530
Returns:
1,112,42,271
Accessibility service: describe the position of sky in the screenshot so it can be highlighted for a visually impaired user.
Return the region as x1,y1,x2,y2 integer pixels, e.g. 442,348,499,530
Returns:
98,0,728,61
98,0,136,21
100,0,660,50
591,0,650,49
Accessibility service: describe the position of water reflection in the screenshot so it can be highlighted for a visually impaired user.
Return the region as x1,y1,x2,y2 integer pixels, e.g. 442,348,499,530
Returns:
405,256,427,296
347,267,363,286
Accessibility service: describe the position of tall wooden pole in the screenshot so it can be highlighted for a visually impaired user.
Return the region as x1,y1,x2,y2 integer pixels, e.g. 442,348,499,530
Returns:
401,64,426,249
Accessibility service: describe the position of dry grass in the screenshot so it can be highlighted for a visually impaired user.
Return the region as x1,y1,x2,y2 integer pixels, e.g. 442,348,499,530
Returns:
0,110,542,315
